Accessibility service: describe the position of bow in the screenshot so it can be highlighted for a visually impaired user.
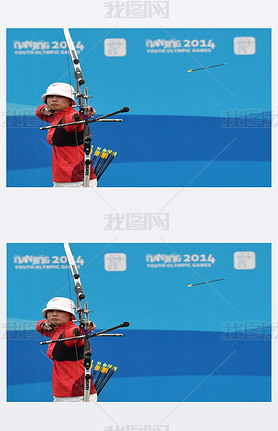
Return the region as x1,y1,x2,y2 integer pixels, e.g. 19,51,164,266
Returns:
63,29,92,187
40,28,129,187
40,243,129,402
65,242,93,400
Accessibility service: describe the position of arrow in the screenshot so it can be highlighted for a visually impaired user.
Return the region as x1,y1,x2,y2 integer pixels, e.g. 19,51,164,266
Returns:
188,277,227,287
188,63,227,72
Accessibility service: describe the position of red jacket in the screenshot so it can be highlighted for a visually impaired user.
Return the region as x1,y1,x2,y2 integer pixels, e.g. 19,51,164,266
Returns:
36,105,96,183
36,319,96,398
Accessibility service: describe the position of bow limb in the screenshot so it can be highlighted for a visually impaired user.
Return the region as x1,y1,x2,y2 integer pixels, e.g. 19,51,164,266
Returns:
63,29,85,100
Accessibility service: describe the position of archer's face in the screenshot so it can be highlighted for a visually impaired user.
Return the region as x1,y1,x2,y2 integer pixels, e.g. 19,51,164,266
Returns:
46,95,72,111
46,310,73,326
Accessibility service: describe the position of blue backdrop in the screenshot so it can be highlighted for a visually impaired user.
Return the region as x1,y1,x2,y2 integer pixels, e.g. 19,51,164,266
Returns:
6,28,271,187
7,243,271,401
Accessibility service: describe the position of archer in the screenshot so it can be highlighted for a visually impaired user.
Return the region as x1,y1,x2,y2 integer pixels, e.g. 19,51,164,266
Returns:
36,82,97,187
36,296,98,402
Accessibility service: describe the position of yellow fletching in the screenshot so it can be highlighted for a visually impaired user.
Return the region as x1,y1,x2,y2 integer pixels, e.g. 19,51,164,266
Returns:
94,361,101,371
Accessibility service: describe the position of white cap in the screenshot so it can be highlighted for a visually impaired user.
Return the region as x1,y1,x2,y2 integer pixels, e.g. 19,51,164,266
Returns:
41,82,76,104
42,297,76,319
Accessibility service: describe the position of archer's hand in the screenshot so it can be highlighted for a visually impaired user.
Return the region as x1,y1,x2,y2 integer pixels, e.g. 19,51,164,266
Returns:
87,106,96,116
81,106,96,118
40,106,53,116
89,321,96,330
80,321,96,331
41,320,53,331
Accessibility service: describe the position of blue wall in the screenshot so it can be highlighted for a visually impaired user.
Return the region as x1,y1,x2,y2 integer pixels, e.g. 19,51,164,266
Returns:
7,28,271,187
7,243,271,401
